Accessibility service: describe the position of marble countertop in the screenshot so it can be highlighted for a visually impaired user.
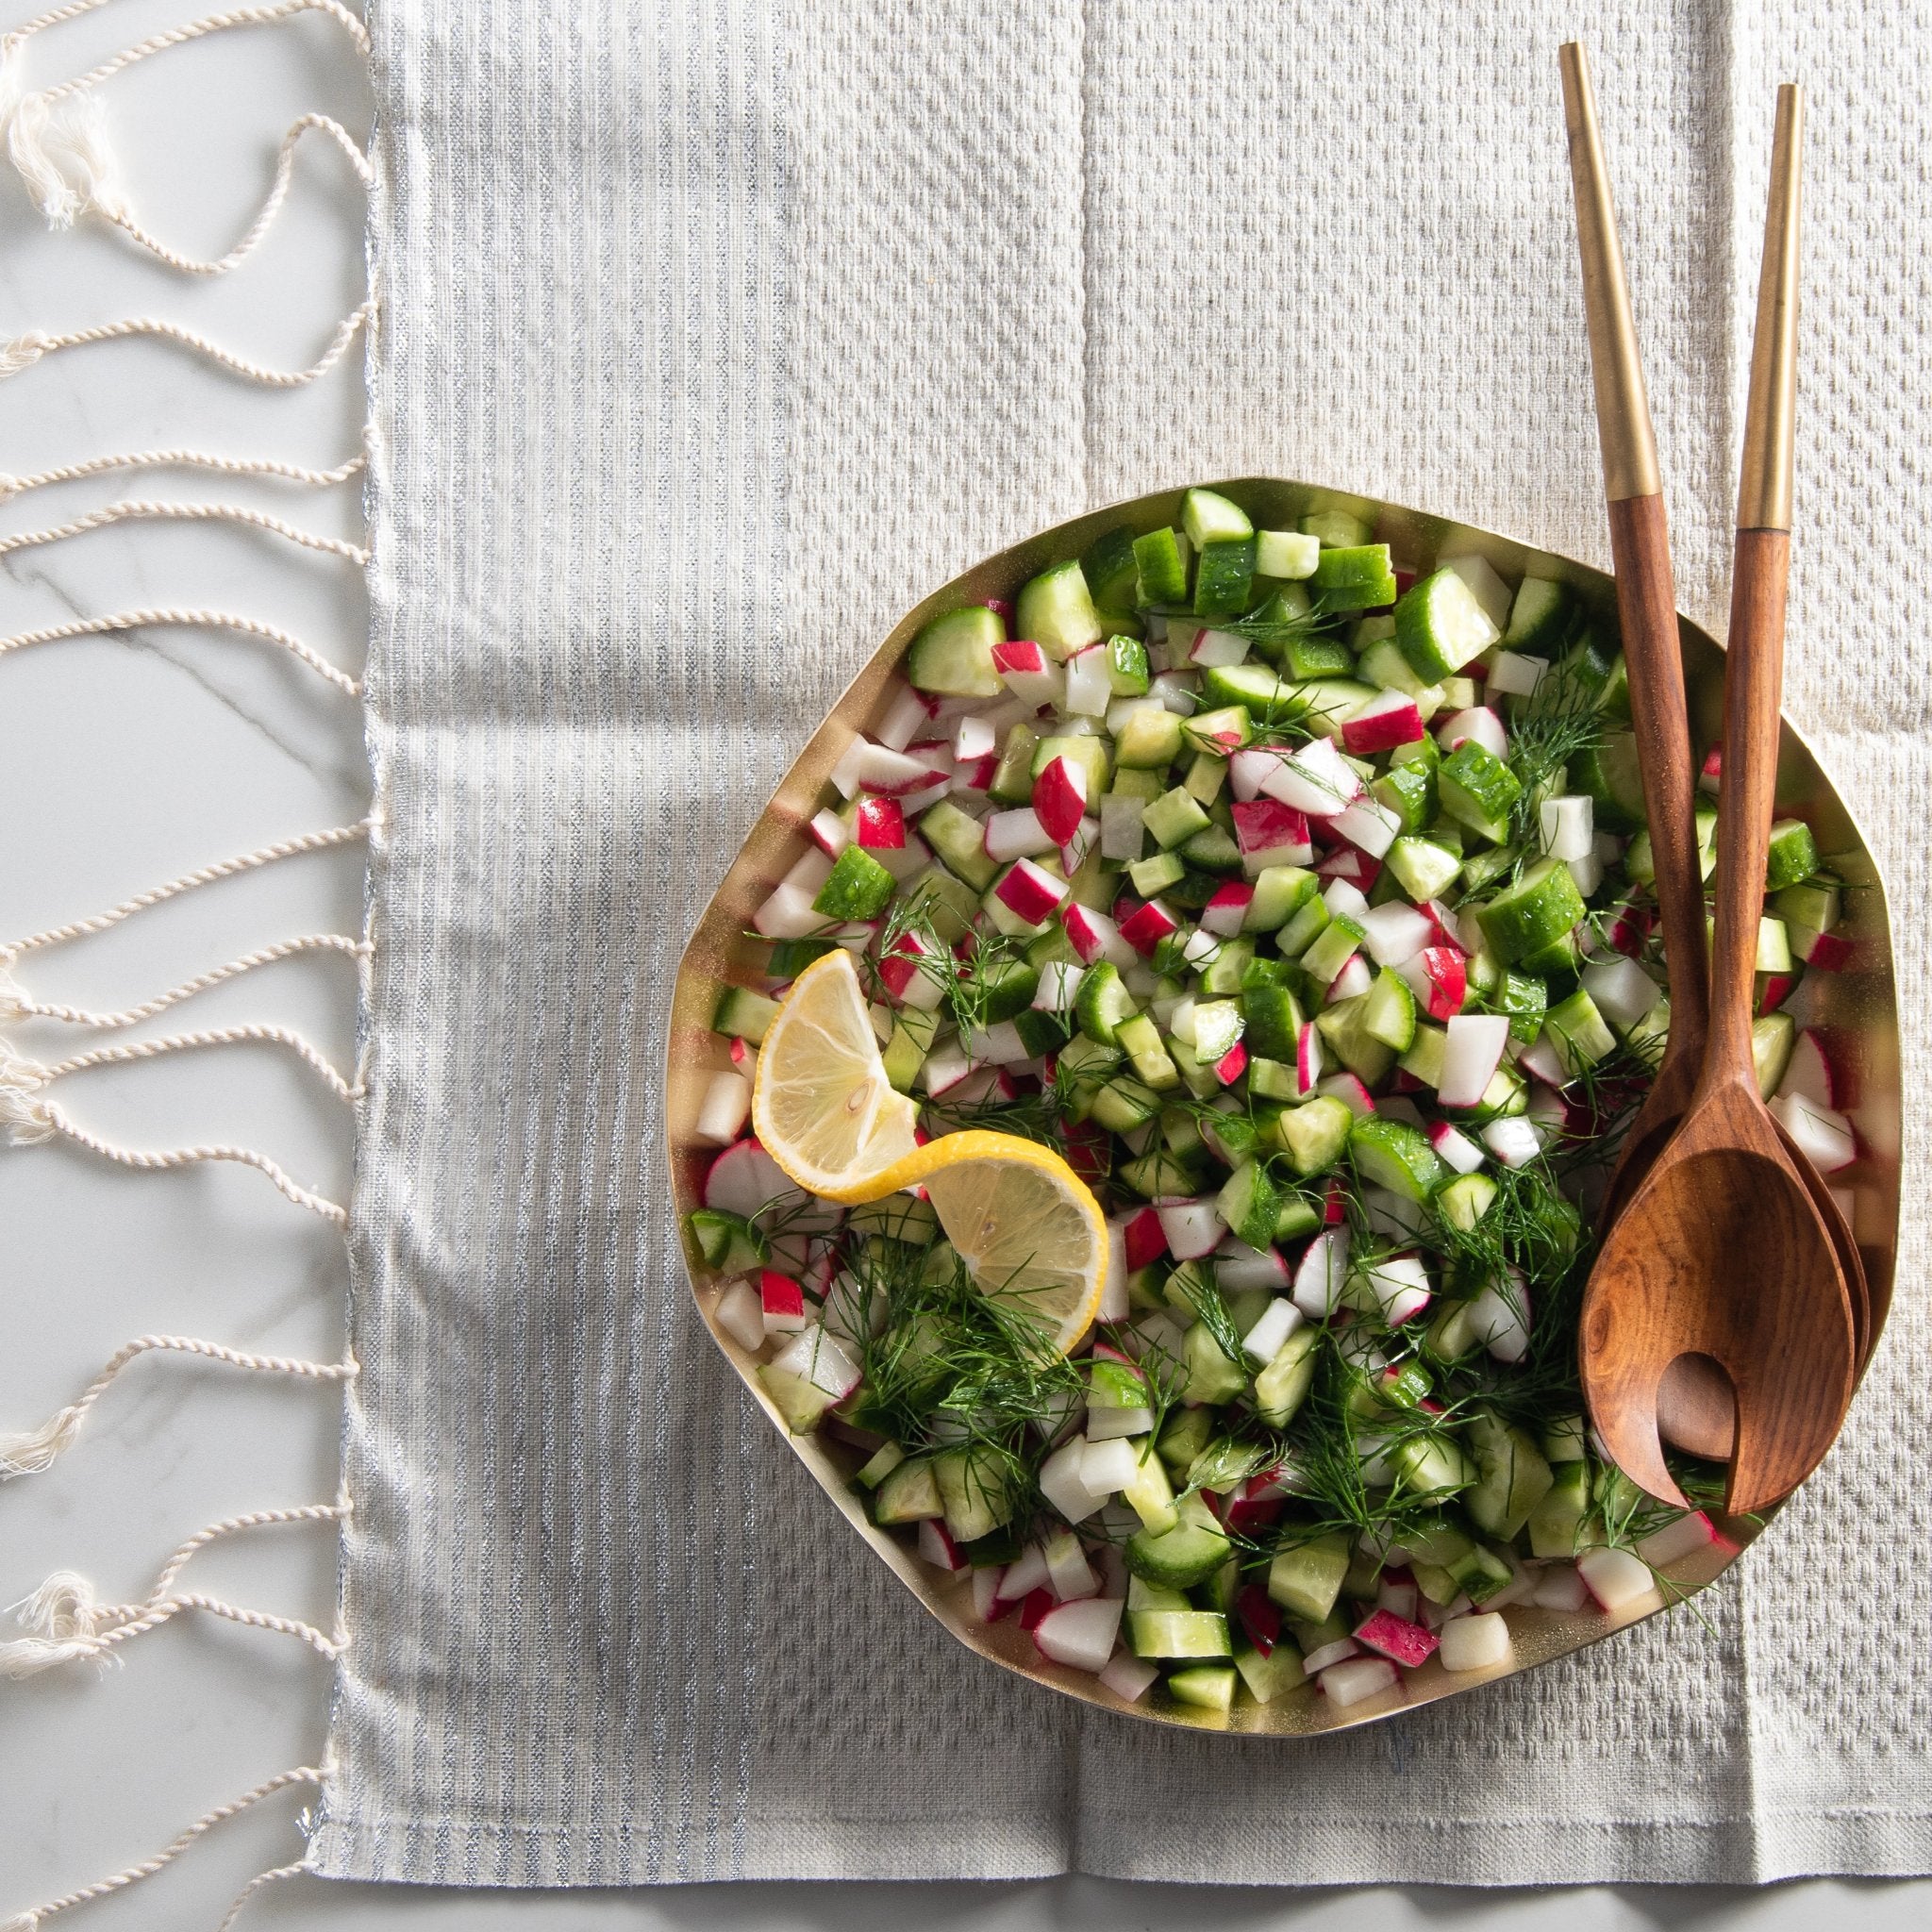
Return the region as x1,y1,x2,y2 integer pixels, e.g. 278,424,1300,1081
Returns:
0,4,1924,1927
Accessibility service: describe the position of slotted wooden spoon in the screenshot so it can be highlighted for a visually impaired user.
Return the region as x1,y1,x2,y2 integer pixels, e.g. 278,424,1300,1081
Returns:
1578,82,1858,1513
1561,50,1868,1465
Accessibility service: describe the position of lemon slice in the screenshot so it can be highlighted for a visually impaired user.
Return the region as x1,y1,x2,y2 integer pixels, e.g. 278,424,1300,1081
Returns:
845,1130,1108,1353
751,948,919,1202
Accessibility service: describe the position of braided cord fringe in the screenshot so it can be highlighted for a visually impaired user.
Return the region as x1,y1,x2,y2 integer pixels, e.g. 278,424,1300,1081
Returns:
0,1333,357,1479
0,609,362,695
0,1765,323,1932
0,302,371,386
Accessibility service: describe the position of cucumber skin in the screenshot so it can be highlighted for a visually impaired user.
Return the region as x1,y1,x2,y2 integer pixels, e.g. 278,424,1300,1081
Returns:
906,605,1005,696
1016,559,1104,660
1193,536,1257,619
1133,526,1190,605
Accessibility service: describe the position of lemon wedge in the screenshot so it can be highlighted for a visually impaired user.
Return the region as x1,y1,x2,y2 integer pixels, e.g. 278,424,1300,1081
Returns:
844,1131,1108,1354
751,948,919,1201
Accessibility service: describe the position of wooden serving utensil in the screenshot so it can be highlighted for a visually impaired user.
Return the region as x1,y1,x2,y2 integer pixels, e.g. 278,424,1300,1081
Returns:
1578,83,1858,1513
1560,51,1868,1462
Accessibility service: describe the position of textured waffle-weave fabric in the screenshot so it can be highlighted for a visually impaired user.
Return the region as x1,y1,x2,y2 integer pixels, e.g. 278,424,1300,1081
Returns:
310,0,1932,1885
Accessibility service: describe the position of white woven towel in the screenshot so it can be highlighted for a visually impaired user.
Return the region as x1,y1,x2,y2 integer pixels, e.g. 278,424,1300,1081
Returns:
309,0,1932,1885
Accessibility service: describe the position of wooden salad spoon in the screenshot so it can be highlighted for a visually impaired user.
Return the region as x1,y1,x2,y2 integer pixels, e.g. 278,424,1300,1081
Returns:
1578,83,1857,1513
1561,50,1867,1464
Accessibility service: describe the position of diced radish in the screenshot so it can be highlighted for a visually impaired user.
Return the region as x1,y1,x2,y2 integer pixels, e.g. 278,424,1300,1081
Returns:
1215,1240,1291,1293
1636,1511,1724,1569
1331,796,1402,858
1232,798,1314,874
808,807,851,857
996,1543,1052,1602
1303,1637,1359,1674
1015,1589,1055,1630
1439,1611,1512,1672
867,829,931,883
1607,903,1652,957
1293,1225,1350,1319
1318,1073,1375,1119
1118,900,1181,957
951,714,994,763
1770,1091,1856,1172
1396,944,1466,1022
1533,1564,1590,1612
1236,1584,1283,1657
1467,1269,1531,1362
992,638,1066,708
1777,1028,1836,1108
1201,882,1254,936
1341,688,1424,755
715,1278,766,1352
1099,1650,1159,1702
971,1565,1005,1621
1064,644,1113,716
1515,1033,1570,1089
1324,955,1373,1003
1436,706,1507,759
1425,899,1470,953
1260,736,1362,817
1157,1198,1224,1261
1033,1594,1123,1673
1577,1544,1659,1613
1317,846,1382,890
878,928,947,1009
1487,649,1546,698
1426,1119,1485,1174
1322,1657,1399,1707
994,858,1070,925
1581,955,1662,1030
1213,1041,1248,1086
1229,745,1286,802
1078,1436,1142,1497
1357,902,1432,967
727,1035,757,1071
1376,1572,1420,1622
767,1323,860,1403
704,1139,791,1220
779,847,836,900
983,807,1058,863
1295,1021,1324,1095
855,795,906,849
1438,1014,1510,1108
831,737,941,800
955,752,998,792
1353,1607,1439,1669
1321,877,1371,922
1179,926,1221,969
1151,670,1200,715
1031,756,1090,845
759,1270,809,1340
1190,626,1251,668
752,880,823,940
920,1046,974,1096
695,1070,752,1145
1363,1252,1431,1325
1105,1208,1162,1275
1323,1183,1348,1225
1061,902,1132,970
1699,745,1724,793
1540,792,1593,861
918,1518,967,1572
1796,927,1855,971
1039,1438,1107,1524
1241,1294,1303,1364
966,1021,1029,1065
874,684,940,753
1481,1116,1545,1169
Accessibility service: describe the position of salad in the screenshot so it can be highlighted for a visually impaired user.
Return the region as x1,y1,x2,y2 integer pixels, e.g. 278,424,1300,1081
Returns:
685,487,1859,1720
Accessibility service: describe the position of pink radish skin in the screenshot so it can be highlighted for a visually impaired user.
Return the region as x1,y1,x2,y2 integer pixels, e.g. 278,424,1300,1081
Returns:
994,858,1070,925
1201,883,1255,937
1232,799,1314,872
855,796,906,849
1341,689,1425,755
1122,1207,1169,1271
1062,902,1133,970
1031,756,1089,845
1033,1597,1124,1674
918,1519,967,1573
1354,1607,1439,1669
1426,1119,1485,1174
1118,900,1181,957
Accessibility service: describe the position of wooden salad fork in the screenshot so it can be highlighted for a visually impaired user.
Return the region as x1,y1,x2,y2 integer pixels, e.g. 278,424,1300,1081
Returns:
1561,48,1866,1466
1574,79,1858,1513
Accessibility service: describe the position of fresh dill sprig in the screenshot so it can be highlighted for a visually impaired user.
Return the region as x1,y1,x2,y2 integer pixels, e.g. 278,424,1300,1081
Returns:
1505,673,1607,850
